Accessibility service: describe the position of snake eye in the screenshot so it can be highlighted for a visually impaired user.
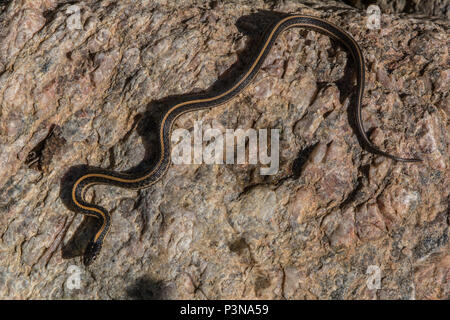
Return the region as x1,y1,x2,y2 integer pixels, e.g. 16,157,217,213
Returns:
83,241,102,266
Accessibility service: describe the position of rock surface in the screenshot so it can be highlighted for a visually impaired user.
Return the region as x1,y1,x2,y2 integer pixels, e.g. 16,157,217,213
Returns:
0,0,448,299
345,0,449,17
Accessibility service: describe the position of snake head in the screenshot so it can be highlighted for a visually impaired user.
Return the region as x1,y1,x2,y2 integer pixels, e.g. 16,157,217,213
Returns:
83,241,102,266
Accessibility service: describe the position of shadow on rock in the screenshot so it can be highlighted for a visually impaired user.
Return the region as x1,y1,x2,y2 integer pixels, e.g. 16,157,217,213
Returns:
126,277,165,300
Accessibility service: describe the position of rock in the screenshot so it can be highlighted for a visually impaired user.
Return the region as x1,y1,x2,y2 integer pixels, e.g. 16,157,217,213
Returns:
0,0,447,299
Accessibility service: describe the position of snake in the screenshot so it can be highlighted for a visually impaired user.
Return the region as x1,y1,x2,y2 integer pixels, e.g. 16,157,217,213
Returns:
67,14,422,266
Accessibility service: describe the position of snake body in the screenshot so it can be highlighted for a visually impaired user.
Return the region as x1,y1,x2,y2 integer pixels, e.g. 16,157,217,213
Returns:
68,14,421,266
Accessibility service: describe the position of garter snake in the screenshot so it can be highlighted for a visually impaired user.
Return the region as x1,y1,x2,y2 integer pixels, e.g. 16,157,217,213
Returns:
68,14,422,266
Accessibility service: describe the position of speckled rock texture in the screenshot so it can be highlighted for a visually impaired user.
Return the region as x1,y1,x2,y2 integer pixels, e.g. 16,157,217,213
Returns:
345,0,449,17
0,0,448,299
